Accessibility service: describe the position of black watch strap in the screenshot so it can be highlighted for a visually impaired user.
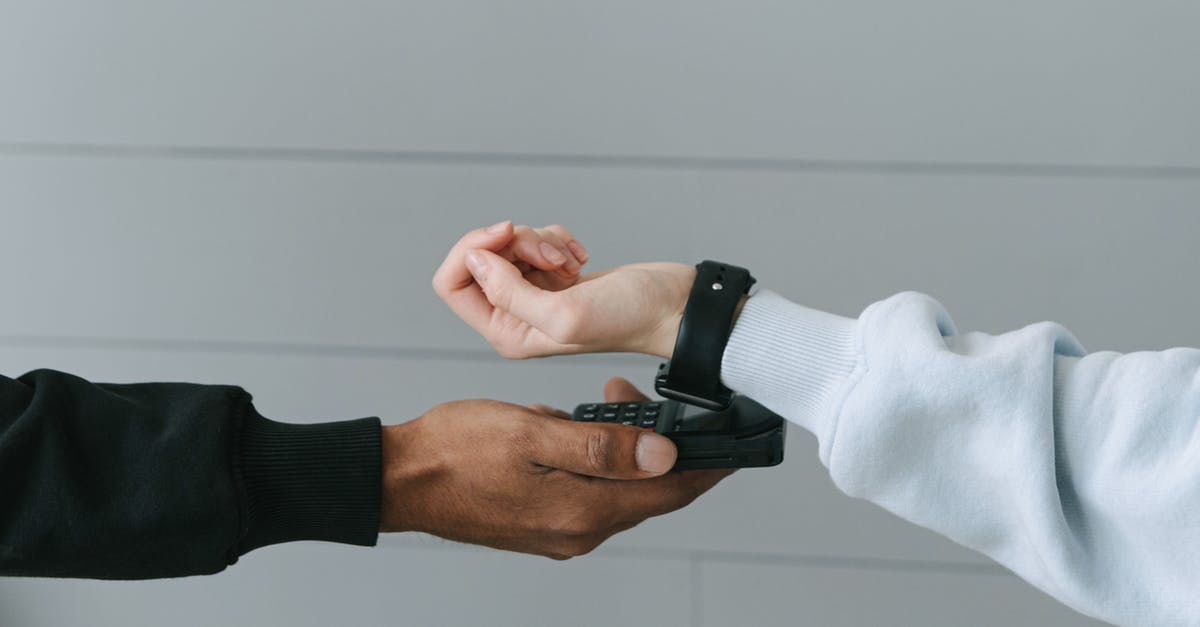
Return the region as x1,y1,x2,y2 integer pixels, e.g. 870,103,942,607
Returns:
655,260,755,410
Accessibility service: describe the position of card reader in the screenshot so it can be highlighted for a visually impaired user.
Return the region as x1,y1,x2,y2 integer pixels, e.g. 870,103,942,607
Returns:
571,395,785,470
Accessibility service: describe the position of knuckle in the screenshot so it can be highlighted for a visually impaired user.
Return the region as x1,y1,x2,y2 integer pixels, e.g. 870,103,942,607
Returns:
520,238,549,261
584,429,621,475
502,416,538,455
535,226,564,245
492,339,531,360
555,508,605,536
565,538,600,557
671,491,702,512
430,272,448,296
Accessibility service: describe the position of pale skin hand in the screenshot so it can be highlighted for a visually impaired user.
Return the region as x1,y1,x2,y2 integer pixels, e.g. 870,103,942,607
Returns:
380,377,732,559
432,221,697,360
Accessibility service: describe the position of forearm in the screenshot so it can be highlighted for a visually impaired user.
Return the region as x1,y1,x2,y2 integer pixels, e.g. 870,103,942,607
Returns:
0,369,381,579
718,290,1200,626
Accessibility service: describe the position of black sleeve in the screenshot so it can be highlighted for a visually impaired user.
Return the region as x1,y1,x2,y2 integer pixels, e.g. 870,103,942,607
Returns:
0,369,381,579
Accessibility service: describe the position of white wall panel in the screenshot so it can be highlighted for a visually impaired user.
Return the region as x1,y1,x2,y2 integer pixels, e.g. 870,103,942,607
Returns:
3,155,1199,355
1,2,1187,624
2,1,1198,167
0,542,693,627
700,560,1107,626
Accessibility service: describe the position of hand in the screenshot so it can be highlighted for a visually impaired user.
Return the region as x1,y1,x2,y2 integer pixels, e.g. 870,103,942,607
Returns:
380,377,732,559
432,221,695,359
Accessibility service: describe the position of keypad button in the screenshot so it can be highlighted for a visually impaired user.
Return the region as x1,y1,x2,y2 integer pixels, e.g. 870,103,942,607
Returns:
604,404,620,411
644,410,659,418
639,418,657,428
582,404,599,412
602,412,618,420
580,413,597,421
623,404,641,412
620,419,636,426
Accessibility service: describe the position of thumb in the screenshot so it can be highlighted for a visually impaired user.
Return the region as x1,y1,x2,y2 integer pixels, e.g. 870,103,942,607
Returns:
604,377,650,403
531,416,677,479
464,248,563,331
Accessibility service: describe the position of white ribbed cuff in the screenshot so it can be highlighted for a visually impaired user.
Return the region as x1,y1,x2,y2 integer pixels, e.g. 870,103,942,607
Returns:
720,290,861,440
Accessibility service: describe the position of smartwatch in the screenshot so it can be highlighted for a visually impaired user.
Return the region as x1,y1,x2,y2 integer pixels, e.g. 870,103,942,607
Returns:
654,260,755,411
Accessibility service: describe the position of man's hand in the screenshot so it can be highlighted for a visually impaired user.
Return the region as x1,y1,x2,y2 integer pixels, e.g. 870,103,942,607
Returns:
432,221,696,359
380,377,732,559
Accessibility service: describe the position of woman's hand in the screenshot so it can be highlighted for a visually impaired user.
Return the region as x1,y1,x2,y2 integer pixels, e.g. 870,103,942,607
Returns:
432,221,695,359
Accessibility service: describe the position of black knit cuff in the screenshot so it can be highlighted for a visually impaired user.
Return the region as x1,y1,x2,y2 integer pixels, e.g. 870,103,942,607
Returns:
236,410,382,554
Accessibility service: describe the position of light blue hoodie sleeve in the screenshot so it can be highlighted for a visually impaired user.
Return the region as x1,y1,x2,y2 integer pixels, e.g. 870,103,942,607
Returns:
721,289,1200,626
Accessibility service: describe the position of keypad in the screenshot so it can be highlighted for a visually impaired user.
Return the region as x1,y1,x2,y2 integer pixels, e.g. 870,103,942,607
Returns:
575,401,670,432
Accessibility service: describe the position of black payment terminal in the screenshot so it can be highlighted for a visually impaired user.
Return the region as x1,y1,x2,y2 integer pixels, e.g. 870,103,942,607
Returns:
571,395,785,470
569,260,784,470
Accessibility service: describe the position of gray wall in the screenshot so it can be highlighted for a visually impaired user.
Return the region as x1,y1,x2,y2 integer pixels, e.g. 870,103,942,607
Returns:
2,2,1197,625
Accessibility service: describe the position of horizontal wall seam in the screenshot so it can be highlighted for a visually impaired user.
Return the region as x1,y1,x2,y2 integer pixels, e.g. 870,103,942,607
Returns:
2,141,1198,181
0,334,652,366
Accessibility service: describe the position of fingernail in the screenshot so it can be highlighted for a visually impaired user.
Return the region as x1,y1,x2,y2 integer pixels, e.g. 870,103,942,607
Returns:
567,240,588,262
635,433,675,474
539,241,567,265
486,220,511,234
560,250,581,274
465,251,489,282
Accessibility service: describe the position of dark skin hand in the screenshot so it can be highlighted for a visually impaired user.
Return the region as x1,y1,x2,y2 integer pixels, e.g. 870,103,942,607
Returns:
381,377,733,560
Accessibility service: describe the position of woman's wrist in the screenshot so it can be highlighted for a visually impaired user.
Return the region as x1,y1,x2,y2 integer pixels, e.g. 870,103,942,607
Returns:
644,310,685,360
639,264,695,359
641,291,750,361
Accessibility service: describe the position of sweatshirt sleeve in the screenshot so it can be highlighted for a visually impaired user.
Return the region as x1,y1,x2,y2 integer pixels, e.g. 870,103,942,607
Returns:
0,369,381,580
720,290,1200,626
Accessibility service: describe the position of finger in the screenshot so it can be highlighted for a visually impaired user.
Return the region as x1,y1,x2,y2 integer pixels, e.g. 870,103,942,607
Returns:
532,227,581,277
432,220,515,297
528,403,571,420
556,468,733,532
541,224,589,265
432,221,517,332
603,377,650,404
524,268,583,292
553,520,640,558
463,248,574,337
583,520,639,547
606,520,640,537
508,225,573,274
602,468,734,523
529,416,677,479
